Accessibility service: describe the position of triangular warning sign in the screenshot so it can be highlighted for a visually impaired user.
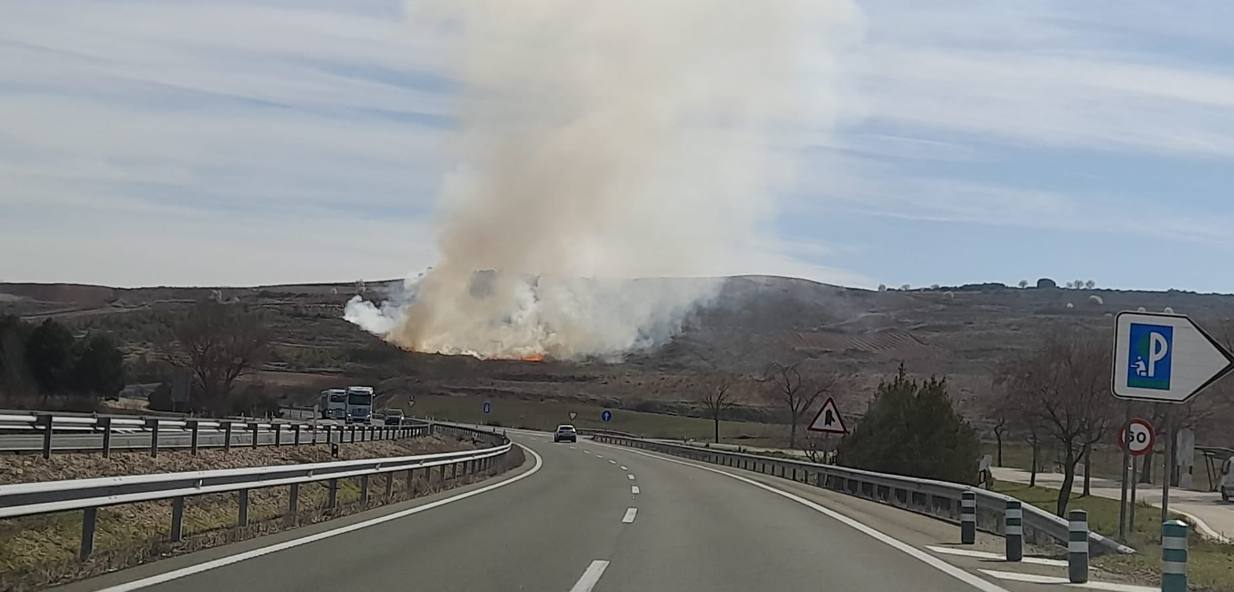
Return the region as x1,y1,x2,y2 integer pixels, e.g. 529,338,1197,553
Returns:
807,397,847,434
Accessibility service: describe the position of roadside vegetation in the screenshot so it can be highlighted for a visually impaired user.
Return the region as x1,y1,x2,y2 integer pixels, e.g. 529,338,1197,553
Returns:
0,315,126,411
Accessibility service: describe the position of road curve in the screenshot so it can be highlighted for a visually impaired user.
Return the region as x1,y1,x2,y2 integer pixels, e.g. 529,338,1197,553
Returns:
54,431,1019,592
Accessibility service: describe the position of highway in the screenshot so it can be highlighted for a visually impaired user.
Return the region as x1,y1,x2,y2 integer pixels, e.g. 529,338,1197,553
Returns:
51,430,1105,592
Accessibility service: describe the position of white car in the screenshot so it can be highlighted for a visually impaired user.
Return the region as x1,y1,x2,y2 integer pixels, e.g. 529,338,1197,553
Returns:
554,424,577,443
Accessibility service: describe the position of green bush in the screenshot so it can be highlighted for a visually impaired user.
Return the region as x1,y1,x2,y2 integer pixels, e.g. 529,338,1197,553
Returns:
836,365,980,484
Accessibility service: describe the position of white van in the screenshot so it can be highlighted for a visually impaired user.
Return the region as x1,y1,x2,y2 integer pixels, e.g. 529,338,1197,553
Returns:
1221,457,1234,503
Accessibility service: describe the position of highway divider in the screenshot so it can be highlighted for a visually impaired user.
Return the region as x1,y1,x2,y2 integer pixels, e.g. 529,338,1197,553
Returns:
592,432,1135,557
0,423,512,561
0,409,428,457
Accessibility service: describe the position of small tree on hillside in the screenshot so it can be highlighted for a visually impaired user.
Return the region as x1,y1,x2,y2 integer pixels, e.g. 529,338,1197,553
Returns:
998,327,1115,515
698,374,739,443
173,300,271,414
836,366,979,483
762,362,839,448
24,319,75,401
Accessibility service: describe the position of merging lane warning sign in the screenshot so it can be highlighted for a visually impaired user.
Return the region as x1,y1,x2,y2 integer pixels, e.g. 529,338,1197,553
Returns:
807,397,847,434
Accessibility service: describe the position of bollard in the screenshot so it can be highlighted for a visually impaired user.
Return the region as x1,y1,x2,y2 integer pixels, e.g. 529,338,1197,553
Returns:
960,491,976,544
1004,500,1023,561
1161,520,1188,592
1068,510,1088,583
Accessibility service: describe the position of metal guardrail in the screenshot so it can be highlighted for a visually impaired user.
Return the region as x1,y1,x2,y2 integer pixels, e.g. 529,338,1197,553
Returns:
592,433,1135,556
0,423,512,560
0,409,428,458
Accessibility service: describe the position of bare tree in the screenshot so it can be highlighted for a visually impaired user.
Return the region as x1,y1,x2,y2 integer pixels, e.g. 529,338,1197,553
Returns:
998,327,1115,515
762,362,840,448
992,415,1008,467
699,375,739,444
172,300,271,414
1018,279,1029,289
1084,280,1096,290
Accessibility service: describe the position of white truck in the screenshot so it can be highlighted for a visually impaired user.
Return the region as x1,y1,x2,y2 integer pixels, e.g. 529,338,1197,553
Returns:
345,386,375,424
319,388,347,420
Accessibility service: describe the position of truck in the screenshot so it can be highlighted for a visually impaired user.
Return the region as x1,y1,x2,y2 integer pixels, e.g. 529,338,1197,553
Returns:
345,386,375,424
319,388,347,420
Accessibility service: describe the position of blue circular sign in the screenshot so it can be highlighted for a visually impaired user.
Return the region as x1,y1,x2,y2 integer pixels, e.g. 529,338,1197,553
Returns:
601,409,613,423
482,401,492,414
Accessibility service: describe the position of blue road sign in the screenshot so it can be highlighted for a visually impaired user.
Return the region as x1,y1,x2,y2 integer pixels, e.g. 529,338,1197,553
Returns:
601,409,613,423
482,400,492,414
1128,323,1173,390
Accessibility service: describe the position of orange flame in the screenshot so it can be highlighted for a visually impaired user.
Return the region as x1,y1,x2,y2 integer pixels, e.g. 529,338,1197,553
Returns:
519,353,546,362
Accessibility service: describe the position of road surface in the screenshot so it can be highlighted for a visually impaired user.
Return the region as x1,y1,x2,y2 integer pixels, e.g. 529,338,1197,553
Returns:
50,431,1147,592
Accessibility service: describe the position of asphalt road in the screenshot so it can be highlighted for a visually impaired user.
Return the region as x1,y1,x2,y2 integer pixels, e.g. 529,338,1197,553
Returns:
56,431,1050,592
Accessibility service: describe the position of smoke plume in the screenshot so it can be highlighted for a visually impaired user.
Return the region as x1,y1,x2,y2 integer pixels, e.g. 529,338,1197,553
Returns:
345,0,861,360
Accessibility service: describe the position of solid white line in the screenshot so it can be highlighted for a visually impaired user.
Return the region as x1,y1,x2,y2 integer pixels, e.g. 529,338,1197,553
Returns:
608,444,1012,592
631,485,640,495
94,444,545,592
622,507,638,523
568,560,610,592
620,465,628,470
627,474,635,480
1072,580,1160,592
926,545,1068,567
978,570,1065,584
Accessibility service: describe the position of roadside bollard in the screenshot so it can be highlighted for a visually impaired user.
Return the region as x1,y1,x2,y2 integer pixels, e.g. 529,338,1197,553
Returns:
961,491,976,544
1161,520,1188,592
1068,509,1088,583
1004,500,1023,561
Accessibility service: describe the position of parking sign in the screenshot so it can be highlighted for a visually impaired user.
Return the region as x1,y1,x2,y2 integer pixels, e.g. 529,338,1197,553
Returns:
1113,312,1234,404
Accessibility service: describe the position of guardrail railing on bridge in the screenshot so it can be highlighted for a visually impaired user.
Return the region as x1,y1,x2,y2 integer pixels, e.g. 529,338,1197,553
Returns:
592,432,1135,556
0,410,430,458
0,423,512,560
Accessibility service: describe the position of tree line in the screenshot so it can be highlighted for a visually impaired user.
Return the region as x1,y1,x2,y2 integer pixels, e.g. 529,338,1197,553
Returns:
0,316,126,408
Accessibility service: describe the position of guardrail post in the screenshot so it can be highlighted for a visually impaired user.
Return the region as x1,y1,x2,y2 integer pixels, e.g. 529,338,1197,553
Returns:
273,423,282,447
385,472,393,500
324,424,332,444
1068,510,1088,583
293,424,301,445
1162,520,1188,592
349,425,355,443
287,483,299,525
80,507,98,560
238,489,250,526
328,479,339,509
38,414,53,459
188,420,200,456
223,421,233,451
170,496,185,542
148,419,160,458
100,417,112,458
1005,500,1023,561
250,422,259,449
360,475,370,505
961,491,976,544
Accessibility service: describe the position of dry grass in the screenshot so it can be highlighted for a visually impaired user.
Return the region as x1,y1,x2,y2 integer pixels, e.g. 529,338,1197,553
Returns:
0,439,525,591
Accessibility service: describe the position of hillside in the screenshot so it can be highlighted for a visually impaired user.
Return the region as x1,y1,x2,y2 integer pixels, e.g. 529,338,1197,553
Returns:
3,276,1233,424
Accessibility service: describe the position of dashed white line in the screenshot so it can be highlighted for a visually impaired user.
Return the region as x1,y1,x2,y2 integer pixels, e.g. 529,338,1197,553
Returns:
609,459,617,464
620,465,628,470
583,450,591,455
627,474,635,480
568,560,610,592
631,485,640,495
595,454,604,458
622,507,638,523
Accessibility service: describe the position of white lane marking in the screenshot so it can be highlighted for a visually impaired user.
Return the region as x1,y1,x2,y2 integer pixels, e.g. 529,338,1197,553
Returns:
631,485,640,495
609,459,617,464
626,474,635,480
622,507,638,523
978,570,1156,592
568,560,611,592
620,465,628,470
584,450,592,454
609,445,1012,592
569,446,577,450
94,445,545,592
926,545,1068,567
595,454,604,458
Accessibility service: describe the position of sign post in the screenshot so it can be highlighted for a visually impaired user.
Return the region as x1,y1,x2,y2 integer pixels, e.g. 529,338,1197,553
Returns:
1112,312,1234,531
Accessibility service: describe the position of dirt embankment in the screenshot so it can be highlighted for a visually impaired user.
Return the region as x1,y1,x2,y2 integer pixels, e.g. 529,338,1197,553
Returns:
0,437,468,485
0,435,524,591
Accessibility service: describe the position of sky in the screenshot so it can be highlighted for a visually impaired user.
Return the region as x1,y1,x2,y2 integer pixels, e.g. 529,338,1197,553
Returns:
2,1,1234,292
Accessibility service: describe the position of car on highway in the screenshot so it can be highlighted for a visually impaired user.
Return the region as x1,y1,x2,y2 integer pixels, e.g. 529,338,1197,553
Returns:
384,409,405,425
553,424,577,443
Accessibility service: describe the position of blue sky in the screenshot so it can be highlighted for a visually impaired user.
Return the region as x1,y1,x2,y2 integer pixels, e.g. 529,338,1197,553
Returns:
2,1,1234,292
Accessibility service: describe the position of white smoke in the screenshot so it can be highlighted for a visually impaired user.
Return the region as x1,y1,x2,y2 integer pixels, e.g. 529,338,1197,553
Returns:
346,0,862,360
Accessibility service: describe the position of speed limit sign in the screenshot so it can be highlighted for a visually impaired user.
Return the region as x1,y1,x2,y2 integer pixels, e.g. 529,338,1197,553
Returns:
1119,418,1155,456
